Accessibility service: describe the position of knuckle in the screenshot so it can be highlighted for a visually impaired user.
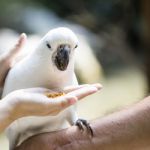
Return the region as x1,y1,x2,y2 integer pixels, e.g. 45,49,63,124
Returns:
60,100,68,108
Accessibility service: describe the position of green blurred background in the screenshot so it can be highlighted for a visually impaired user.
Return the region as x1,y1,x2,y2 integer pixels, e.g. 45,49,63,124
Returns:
0,0,149,149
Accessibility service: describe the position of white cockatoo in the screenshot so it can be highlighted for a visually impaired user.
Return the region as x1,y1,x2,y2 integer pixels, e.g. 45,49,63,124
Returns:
2,27,92,150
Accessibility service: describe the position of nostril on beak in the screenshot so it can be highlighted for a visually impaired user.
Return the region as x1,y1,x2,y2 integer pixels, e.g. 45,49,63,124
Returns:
59,44,66,50
58,44,70,52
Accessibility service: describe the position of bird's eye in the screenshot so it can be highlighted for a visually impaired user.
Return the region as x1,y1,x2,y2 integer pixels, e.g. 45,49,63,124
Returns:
74,45,78,49
46,43,51,49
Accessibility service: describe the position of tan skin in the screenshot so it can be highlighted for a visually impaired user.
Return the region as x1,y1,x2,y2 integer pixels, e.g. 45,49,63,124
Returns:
0,33,26,87
0,34,102,133
15,96,150,150
0,85,101,133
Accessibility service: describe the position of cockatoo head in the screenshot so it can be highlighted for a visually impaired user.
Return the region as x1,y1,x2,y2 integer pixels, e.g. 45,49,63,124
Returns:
36,27,78,71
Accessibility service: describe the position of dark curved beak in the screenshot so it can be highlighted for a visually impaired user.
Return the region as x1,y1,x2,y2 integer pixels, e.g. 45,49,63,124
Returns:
55,45,70,71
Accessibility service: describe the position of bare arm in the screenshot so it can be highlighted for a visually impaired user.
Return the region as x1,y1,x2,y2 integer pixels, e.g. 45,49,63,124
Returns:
15,96,150,150
0,84,100,133
0,33,26,88
0,33,27,132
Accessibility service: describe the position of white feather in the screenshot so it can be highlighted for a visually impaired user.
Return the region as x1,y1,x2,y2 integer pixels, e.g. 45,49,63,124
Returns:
2,27,78,149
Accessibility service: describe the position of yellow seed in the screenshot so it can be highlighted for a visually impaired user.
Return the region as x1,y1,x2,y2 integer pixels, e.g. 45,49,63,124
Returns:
45,92,65,98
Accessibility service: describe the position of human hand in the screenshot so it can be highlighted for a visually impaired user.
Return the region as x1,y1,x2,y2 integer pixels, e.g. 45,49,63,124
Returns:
3,84,102,120
0,33,26,87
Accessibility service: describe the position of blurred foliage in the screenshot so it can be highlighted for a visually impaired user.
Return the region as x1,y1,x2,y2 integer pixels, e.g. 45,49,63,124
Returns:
0,0,150,92
0,0,139,31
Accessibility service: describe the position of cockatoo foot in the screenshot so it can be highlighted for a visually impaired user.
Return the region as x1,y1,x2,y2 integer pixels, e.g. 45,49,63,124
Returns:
75,119,93,137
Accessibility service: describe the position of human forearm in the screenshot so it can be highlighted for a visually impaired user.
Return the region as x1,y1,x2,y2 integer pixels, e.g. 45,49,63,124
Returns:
65,96,150,150
62,96,150,150
15,96,150,150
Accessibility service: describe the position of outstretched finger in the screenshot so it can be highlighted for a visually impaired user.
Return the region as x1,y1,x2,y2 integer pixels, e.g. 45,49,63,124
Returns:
50,84,102,109
66,86,101,100
5,33,27,60
63,83,102,94
63,84,89,93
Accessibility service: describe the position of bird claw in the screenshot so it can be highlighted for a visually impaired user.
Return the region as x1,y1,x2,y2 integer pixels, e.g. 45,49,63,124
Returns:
75,119,93,137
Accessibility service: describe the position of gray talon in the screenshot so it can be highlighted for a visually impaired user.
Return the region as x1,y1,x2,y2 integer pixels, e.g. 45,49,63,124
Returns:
75,119,93,136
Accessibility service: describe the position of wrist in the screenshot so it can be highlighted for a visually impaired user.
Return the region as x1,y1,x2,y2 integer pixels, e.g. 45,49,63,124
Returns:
0,97,18,132
2,95,20,122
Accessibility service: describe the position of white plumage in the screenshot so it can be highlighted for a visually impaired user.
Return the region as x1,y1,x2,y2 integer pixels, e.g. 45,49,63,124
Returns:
2,27,79,149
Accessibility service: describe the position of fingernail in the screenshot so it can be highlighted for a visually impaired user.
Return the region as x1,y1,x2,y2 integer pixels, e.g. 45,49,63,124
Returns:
21,33,26,37
90,87,98,92
20,33,27,40
92,83,103,90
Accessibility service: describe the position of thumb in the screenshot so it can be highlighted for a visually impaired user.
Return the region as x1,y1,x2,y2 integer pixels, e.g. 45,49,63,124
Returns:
5,33,27,61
